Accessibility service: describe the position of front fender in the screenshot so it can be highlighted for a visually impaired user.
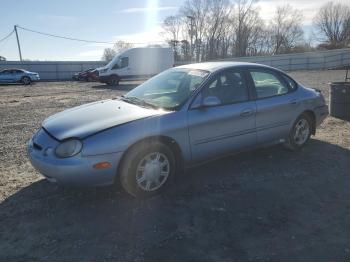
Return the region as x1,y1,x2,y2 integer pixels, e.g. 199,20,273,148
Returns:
81,111,191,162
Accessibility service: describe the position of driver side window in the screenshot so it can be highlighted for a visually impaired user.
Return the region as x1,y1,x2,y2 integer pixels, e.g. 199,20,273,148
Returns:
112,57,129,70
202,70,249,105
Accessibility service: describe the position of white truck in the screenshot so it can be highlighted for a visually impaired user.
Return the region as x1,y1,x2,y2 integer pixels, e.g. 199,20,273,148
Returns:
98,47,174,85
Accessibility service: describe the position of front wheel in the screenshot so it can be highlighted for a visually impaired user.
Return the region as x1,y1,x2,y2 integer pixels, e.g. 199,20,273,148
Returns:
120,141,176,198
21,76,31,85
109,75,119,86
283,113,312,150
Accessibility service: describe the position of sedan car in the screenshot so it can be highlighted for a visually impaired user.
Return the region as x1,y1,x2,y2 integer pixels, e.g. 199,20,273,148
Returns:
0,68,40,85
28,62,328,198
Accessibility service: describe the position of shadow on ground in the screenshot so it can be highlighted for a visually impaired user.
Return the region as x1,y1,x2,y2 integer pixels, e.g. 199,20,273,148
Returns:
1,139,350,262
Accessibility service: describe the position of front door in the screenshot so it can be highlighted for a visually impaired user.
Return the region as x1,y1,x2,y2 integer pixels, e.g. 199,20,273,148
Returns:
112,56,130,79
188,69,257,163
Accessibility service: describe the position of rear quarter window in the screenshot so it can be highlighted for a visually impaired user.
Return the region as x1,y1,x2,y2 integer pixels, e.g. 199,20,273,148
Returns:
281,74,298,91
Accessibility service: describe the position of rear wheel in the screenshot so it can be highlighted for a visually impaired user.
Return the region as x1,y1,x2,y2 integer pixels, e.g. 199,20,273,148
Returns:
109,75,120,86
283,113,312,150
120,141,176,198
21,76,31,85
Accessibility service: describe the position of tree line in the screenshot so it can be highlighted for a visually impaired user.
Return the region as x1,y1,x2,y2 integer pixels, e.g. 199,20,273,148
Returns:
102,0,350,62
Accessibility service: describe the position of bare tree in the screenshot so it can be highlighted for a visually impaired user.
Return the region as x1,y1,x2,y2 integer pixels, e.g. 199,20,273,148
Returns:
314,2,350,49
204,0,233,60
162,16,182,41
160,0,311,61
163,16,183,60
232,0,263,57
113,40,134,54
268,4,304,54
180,40,191,60
101,41,134,62
180,0,211,61
101,48,116,62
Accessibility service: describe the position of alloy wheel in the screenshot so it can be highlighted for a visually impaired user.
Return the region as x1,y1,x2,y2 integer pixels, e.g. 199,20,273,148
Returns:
135,152,170,192
293,118,310,145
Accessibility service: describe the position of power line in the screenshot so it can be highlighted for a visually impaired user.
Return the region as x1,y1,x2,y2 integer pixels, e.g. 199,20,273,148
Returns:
0,29,15,43
17,25,116,44
16,25,166,45
0,34,12,53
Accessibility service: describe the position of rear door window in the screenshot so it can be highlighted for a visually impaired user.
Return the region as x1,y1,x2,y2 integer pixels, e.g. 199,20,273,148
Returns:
249,70,289,99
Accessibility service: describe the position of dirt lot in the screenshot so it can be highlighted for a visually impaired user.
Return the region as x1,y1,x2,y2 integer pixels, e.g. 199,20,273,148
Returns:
1,70,350,261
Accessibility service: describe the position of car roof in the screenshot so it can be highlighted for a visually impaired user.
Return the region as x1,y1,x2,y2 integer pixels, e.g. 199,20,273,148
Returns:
2,68,24,71
176,61,276,72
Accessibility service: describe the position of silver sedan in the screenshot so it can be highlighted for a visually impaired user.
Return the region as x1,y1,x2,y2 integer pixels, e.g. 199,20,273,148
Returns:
28,62,328,198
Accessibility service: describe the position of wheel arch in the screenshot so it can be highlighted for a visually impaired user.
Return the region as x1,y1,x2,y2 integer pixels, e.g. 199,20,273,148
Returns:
117,135,184,181
21,75,31,84
301,110,316,135
110,74,120,80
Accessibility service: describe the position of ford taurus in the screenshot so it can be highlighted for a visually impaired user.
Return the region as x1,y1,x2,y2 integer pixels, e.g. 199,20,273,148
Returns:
28,62,328,198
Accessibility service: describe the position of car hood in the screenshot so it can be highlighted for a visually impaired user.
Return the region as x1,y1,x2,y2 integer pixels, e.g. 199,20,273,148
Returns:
42,99,166,140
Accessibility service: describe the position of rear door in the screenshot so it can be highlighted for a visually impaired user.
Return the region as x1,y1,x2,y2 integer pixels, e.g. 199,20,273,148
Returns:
247,68,299,144
0,70,11,82
0,70,7,82
188,68,257,163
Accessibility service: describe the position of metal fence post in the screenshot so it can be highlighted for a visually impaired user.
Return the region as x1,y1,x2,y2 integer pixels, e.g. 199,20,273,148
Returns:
289,58,291,71
55,63,59,80
340,53,344,66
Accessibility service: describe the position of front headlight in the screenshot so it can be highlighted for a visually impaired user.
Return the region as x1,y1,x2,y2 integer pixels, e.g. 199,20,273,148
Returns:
55,139,83,158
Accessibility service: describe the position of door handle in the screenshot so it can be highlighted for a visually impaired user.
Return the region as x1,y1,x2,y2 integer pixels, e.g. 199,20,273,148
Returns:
240,108,254,117
289,99,298,105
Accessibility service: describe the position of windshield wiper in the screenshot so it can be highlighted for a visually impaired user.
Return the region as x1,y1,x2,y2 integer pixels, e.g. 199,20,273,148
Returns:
120,96,160,109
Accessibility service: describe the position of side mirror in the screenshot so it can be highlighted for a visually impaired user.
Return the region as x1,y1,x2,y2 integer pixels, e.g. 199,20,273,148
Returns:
202,96,221,107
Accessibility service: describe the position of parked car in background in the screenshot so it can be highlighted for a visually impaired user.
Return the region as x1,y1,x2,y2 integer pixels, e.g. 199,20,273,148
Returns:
98,47,174,86
0,69,40,85
28,62,328,198
72,68,98,82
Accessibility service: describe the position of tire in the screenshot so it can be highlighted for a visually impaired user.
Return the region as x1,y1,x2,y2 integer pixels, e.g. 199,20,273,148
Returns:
120,141,176,198
283,113,312,151
109,75,120,86
21,76,31,85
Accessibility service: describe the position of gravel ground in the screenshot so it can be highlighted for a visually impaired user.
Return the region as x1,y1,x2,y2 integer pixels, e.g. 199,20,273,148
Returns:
0,70,350,261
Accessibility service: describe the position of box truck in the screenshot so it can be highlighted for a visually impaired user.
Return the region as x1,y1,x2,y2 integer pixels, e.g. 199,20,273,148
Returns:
98,47,174,85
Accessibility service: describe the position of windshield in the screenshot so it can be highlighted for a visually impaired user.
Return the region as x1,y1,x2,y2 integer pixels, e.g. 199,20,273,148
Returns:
123,68,209,110
105,55,121,68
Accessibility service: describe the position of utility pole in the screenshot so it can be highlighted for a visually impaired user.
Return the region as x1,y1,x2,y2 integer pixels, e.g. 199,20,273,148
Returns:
187,16,194,62
14,25,23,61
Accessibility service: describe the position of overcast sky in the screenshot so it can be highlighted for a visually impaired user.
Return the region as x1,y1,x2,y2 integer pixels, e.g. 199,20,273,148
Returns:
0,0,333,61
